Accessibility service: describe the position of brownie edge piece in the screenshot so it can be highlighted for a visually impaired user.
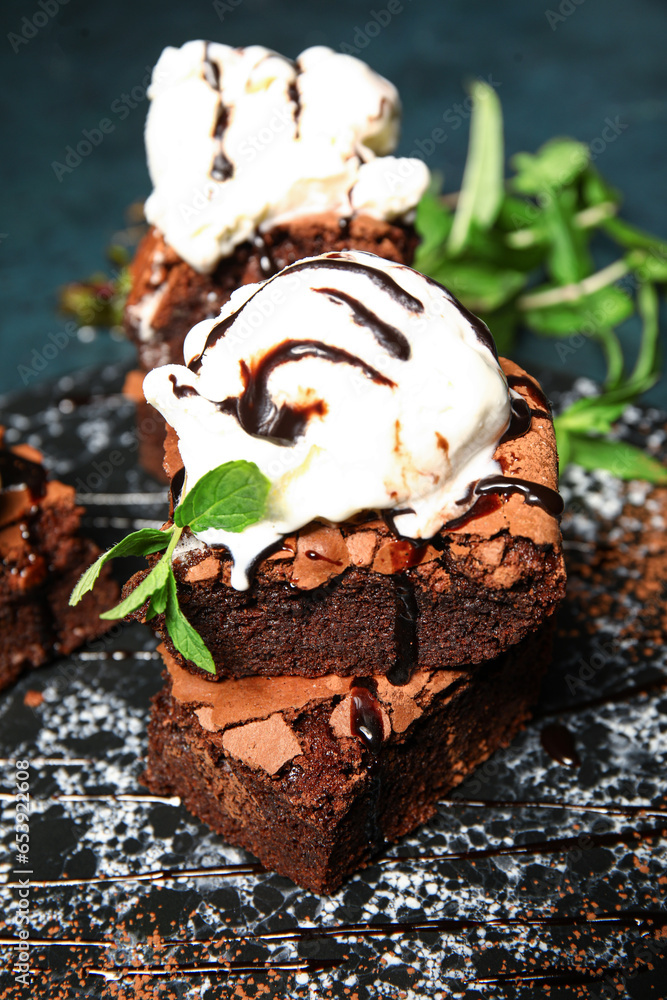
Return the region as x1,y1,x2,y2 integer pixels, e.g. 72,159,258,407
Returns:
127,359,566,681
143,626,552,894
0,431,119,690
125,215,419,372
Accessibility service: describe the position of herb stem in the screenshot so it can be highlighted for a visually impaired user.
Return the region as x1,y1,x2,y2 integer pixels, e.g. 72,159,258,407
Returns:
517,259,630,310
632,282,660,385
163,523,183,563
575,201,618,229
505,201,618,249
595,328,625,388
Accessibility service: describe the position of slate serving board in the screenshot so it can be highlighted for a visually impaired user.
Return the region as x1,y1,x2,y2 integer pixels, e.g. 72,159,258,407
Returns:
0,361,665,999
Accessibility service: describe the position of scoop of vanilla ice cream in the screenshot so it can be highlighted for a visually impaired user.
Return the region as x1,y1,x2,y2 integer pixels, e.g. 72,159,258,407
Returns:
143,41,430,273
143,251,511,590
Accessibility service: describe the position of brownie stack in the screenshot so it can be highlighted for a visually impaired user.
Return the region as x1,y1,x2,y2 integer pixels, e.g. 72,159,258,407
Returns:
136,353,565,893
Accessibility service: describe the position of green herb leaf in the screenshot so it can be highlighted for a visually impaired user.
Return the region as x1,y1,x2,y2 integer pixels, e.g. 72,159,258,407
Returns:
566,433,667,484
632,282,661,385
603,215,667,254
597,327,625,388
174,460,270,534
430,259,525,313
543,188,592,285
496,195,542,232
69,527,171,606
476,304,520,357
99,554,172,621
556,426,572,474
522,285,634,337
625,248,667,284
164,569,215,674
145,579,170,621
555,399,628,437
510,138,589,195
581,167,620,209
413,190,453,273
448,79,504,255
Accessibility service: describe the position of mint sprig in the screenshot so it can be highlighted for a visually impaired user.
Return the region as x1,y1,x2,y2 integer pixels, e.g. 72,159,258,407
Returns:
174,460,270,533
59,261,132,331
414,81,667,484
69,528,171,606
70,461,270,673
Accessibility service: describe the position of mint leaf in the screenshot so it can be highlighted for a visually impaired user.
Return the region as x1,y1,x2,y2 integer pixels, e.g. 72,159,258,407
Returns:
145,579,170,622
99,554,172,621
174,460,270,534
603,215,667,254
522,285,634,336
69,527,171,606
626,248,667,284
555,399,627,437
413,191,453,273
477,304,519,357
632,282,661,385
164,570,215,674
497,195,542,231
567,434,667,484
556,426,572,474
597,327,625,389
430,259,525,312
510,138,589,195
543,188,592,285
581,167,620,209
448,79,504,255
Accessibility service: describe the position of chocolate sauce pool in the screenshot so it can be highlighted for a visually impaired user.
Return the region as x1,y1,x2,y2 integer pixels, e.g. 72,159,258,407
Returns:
540,723,581,767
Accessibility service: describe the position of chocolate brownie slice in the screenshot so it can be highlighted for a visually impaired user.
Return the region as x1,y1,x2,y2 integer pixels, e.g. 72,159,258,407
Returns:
143,625,551,894
126,359,565,681
124,216,418,481
0,431,119,690
125,215,419,373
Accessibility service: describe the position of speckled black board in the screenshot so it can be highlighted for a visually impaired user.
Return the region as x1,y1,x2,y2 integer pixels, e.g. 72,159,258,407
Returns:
0,363,665,999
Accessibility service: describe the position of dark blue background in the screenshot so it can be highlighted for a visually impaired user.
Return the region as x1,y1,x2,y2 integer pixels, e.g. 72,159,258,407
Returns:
2,0,666,402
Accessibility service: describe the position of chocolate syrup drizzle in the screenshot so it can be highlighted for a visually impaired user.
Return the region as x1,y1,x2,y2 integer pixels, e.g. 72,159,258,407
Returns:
218,340,393,443
168,374,199,400
87,958,344,980
203,43,234,182
500,393,533,443
288,59,302,139
0,448,47,499
473,474,564,516
390,575,419,686
188,255,424,370
506,373,552,413
349,685,386,850
350,686,384,752
313,287,411,360
169,466,186,512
